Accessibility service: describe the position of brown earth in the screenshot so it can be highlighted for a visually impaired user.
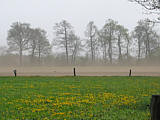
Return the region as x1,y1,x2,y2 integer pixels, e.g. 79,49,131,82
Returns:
0,66,160,76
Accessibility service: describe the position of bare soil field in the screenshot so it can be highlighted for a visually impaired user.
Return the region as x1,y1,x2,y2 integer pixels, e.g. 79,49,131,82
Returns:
0,66,160,76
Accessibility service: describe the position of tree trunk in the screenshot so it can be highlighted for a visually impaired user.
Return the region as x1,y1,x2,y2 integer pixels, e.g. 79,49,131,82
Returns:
108,30,113,64
118,35,122,62
146,32,151,59
38,46,41,64
108,38,112,64
148,38,151,58
64,27,69,64
19,47,22,66
90,36,94,62
73,45,77,65
71,48,76,65
145,41,148,58
138,38,141,61
127,40,129,60
31,48,35,63
104,43,107,64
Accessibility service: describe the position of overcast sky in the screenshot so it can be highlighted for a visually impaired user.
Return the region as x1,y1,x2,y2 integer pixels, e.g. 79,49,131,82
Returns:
0,0,149,46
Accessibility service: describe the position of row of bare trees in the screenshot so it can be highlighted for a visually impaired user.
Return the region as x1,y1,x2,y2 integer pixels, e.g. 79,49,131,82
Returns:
84,19,159,65
53,20,82,65
53,19,160,65
1,18,160,66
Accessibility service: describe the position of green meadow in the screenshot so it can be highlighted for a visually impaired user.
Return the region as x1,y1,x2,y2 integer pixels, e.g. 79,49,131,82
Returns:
0,76,160,120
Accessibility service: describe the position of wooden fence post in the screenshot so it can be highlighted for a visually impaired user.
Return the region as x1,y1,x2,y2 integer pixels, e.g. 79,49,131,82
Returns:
129,69,131,77
150,95,160,120
13,70,17,77
73,68,76,77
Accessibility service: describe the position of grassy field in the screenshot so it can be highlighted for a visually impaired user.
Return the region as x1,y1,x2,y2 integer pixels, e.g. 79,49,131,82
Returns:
0,76,160,120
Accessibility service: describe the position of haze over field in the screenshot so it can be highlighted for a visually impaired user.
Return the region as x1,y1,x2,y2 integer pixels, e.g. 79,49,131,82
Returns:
1,1,160,120
1,0,160,76
0,0,148,46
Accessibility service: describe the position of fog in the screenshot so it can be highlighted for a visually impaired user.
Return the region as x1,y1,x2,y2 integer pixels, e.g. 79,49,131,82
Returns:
0,0,147,46
0,0,160,76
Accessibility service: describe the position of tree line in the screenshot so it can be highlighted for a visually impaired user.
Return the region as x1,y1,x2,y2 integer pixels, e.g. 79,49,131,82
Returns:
0,18,160,66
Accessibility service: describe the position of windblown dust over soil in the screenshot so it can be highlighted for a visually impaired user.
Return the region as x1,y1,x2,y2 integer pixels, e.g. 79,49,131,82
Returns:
0,66,160,76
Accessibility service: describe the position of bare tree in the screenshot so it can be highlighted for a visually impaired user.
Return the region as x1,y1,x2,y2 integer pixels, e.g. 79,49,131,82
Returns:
124,32,131,60
132,19,159,60
132,22,144,60
98,29,108,64
68,32,83,65
116,25,129,62
53,20,73,64
28,28,52,64
7,22,31,65
35,29,52,63
28,28,40,62
103,19,117,64
85,21,98,63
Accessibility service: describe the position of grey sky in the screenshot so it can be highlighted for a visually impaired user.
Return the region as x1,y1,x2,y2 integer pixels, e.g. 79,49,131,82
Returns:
0,0,147,46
